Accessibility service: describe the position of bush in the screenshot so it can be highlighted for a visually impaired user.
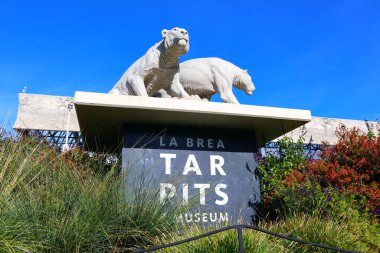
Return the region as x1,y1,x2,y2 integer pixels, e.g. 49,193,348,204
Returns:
258,136,309,198
257,136,311,219
259,125,380,219
303,126,380,216
0,133,188,252
265,179,361,219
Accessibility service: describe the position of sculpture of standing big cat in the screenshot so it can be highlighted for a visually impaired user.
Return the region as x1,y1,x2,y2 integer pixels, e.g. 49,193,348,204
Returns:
156,58,255,104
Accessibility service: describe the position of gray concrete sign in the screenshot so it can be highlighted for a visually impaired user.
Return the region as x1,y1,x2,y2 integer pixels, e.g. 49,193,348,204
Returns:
122,124,260,225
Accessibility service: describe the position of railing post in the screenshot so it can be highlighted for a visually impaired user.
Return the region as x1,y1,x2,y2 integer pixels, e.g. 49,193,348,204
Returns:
237,227,244,253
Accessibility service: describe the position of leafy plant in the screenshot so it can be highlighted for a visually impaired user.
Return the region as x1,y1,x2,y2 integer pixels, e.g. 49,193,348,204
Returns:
258,137,308,196
259,125,380,219
304,126,380,215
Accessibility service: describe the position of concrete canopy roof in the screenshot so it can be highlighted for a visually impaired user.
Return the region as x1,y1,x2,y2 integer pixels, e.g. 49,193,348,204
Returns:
74,91,311,152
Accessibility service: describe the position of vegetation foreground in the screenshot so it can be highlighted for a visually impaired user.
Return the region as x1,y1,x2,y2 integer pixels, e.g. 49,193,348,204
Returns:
0,127,379,252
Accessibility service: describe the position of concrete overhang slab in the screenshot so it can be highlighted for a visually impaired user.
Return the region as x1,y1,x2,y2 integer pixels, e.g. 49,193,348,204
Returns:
74,91,311,152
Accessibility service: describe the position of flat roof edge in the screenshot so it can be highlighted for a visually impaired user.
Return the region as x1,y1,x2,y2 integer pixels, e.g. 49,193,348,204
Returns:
74,91,312,122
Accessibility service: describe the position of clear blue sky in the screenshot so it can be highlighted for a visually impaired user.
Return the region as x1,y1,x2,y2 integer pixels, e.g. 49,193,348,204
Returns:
1,0,379,128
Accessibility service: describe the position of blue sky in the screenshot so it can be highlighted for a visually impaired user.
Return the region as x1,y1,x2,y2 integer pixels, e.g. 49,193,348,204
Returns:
1,0,379,128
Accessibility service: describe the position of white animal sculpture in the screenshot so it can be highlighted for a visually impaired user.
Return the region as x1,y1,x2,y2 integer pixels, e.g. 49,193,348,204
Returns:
109,27,191,98
156,58,255,104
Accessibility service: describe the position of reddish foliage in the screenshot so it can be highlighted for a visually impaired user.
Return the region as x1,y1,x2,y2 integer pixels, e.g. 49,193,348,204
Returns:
284,170,306,187
290,126,380,214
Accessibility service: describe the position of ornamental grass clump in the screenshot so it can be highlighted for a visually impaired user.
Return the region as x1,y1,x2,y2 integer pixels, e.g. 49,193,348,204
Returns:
155,212,377,252
0,131,187,252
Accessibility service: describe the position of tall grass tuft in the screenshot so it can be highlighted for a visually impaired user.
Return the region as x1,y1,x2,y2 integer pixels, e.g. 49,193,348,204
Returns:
0,133,187,252
157,212,379,252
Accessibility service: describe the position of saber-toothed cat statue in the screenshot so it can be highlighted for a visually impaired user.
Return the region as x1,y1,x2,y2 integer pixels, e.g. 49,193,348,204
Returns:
109,27,191,98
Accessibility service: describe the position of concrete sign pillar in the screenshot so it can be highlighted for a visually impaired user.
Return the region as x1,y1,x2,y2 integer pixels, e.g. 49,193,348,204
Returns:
122,124,260,224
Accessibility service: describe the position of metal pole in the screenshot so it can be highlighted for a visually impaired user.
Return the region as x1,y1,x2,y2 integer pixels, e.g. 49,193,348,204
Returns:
63,103,73,152
237,227,244,253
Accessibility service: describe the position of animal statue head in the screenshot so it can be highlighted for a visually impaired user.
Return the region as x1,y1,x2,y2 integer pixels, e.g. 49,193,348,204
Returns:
161,27,189,54
235,69,255,96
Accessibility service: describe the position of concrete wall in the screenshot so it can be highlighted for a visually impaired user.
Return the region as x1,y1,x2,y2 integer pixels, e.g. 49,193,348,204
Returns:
13,93,80,132
275,116,378,144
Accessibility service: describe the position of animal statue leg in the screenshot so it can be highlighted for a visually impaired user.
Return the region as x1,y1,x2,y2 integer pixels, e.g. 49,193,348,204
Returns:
155,89,172,98
167,73,190,98
201,94,213,101
129,77,149,96
214,75,239,104
223,89,240,104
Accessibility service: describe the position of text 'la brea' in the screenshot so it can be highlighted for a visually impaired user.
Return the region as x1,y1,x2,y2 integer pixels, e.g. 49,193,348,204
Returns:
160,136,225,149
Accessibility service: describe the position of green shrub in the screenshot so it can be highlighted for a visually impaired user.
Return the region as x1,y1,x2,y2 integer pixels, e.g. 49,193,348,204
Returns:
257,136,310,219
258,136,308,197
264,179,366,221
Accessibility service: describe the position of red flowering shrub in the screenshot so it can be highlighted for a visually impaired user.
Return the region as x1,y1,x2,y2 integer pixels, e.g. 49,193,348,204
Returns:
284,126,380,215
259,124,380,220
306,126,379,214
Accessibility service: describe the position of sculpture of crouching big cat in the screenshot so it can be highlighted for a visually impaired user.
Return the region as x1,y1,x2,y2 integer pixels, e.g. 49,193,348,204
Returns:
109,27,192,98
